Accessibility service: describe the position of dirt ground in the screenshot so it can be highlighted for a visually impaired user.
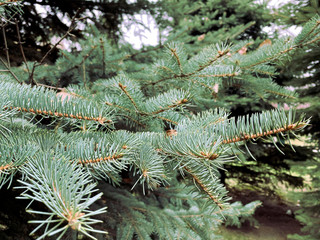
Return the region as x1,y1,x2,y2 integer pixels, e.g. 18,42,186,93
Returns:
219,190,304,240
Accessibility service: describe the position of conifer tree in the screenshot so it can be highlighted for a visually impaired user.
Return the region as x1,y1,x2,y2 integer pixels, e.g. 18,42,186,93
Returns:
157,0,305,194
273,1,320,239
1,1,320,239
0,0,156,65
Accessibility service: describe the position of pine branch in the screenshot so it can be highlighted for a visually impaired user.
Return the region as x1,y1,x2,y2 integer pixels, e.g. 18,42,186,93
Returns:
1,82,113,125
118,82,141,112
169,46,184,74
0,140,36,188
294,15,320,44
188,49,230,76
184,166,224,209
106,97,181,126
17,153,107,239
1,11,318,240
264,89,296,99
192,72,239,78
8,106,111,124
156,115,178,125
221,122,306,145
151,99,188,115
243,27,320,69
79,153,124,165
245,65,276,76
105,101,133,113
151,48,230,86
216,110,307,146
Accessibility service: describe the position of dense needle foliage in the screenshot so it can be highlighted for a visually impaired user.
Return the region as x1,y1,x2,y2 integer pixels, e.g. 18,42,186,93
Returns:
0,1,320,239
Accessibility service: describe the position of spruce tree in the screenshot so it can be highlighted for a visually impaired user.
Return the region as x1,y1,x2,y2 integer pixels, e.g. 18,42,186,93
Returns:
157,0,306,195
274,1,320,239
1,1,320,239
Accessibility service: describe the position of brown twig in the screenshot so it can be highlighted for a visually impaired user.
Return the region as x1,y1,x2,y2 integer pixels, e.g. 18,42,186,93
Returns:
100,38,106,78
149,49,230,86
105,45,165,65
78,153,123,164
0,163,12,171
0,57,21,83
28,9,81,86
192,72,239,78
6,106,112,124
105,101,133,113
151,99,188,115
106,100,179,126
36,83,65,91
62,45,97,75
154,115,178,125
184,166,224,209
220,122,306,145
169,47,183,74
264,89,296,99
15,19,29,73
1,22,10,67
118,82,140,112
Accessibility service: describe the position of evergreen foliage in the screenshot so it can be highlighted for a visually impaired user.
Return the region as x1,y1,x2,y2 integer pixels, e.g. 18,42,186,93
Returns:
156,0,271,44
152,0,314,197
0,0,156,65
287,157,320,240
274,2,320,239
1,1,320,239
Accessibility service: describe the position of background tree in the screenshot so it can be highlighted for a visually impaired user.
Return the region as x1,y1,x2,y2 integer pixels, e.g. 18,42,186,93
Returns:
156,0,272,44
0,0,156,65
273,1,320,239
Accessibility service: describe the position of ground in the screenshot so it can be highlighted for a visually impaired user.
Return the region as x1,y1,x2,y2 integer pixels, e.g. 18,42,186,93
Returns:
219,190,304,240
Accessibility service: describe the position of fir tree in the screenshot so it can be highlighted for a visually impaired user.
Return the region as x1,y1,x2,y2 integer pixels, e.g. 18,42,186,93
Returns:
1,1,320,240
273,1,320,239
158,0,307,195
